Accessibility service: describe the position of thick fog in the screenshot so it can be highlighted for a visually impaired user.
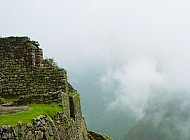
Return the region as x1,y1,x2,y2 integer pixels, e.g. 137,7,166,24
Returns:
1,0,190,139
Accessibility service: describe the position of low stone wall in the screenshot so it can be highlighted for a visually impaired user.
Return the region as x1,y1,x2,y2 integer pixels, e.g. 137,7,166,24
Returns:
0,113,88,140
0,115,59,140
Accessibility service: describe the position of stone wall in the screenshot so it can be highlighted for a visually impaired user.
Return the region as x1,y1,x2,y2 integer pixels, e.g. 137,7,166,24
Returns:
0,37,111,140
0,115,59,140
0,37,73,98
0,60,69,97
14,91,66,105
0,90,102,140
0,113,110,140
0,36,43,68
0,93,110,140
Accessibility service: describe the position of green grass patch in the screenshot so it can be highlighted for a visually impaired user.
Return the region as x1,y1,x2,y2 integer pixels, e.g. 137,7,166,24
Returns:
0,104,63,126
69,92,78,97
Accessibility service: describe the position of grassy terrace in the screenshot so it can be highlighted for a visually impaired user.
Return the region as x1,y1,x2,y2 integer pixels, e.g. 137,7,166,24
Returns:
0,104,63,126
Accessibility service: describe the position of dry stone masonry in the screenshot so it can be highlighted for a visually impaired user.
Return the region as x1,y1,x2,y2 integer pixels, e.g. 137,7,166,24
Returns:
0,37,70,103
0,36,111,140
0,37,42,68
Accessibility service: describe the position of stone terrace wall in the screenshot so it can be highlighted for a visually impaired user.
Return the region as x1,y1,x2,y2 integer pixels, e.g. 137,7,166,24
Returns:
0,59,69,97
0,115,59,140
0,92,111,140
0,36,43,68
0,93,90,140
0,37,75,98
0,112,89,140
15,91,65,105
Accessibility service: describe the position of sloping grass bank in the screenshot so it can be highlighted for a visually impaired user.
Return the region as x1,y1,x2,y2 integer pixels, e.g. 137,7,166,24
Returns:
0,104,63,126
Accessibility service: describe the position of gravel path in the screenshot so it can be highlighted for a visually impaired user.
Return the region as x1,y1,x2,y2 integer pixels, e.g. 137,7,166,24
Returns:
0,106,30,115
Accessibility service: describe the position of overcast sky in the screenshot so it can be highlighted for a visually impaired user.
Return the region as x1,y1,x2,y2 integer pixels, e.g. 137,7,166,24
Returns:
1,1,190,139
1,0,190,70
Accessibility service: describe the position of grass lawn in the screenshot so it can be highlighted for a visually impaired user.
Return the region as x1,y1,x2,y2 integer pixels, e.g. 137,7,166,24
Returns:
0,104,63,126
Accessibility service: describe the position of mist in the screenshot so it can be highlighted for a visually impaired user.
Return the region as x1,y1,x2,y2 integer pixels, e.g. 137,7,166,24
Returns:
1,0,190,139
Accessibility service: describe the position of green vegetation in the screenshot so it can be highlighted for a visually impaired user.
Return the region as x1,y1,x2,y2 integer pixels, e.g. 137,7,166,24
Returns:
88,131,112,140
43,58,59,69
69,92,78,97
0,104,63,126
67,117,74,122
0,98,5,104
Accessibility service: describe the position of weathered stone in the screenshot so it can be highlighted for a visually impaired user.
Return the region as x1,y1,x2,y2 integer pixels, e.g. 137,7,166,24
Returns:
25,131,34,140
0,36,111,140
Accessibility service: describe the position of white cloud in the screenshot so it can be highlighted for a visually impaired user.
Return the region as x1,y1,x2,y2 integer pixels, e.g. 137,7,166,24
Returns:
1,0,190,137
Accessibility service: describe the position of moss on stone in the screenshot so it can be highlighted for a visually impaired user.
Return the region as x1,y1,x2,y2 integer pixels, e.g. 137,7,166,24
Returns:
0,98,5,105
88,131,112,140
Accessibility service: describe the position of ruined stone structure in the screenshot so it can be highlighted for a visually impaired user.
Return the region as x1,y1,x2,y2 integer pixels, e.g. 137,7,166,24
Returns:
0,37,111,140
0,37,69,98
0,37,43,68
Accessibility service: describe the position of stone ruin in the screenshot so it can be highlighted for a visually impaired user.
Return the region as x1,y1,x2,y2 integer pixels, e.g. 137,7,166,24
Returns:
0,36,43,68
0,36,111,140
0,36,73,105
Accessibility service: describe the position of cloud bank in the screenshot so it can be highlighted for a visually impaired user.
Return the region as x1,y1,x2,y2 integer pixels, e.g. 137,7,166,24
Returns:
1,0,190,139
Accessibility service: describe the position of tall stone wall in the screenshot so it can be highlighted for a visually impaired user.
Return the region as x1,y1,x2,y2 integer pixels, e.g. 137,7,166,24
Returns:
0,36,43,68
0,63,69,97
0,37,73,98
